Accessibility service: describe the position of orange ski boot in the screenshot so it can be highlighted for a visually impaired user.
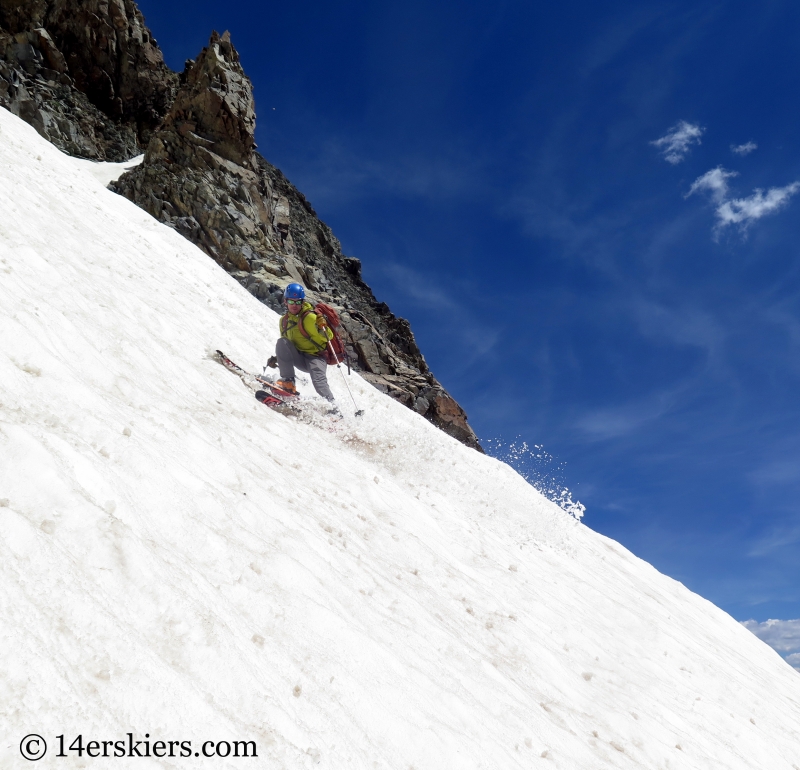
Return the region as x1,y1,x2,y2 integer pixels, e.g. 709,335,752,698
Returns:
275,379,298,395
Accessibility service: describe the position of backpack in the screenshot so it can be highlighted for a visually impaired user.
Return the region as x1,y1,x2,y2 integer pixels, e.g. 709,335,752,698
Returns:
283,302,350,370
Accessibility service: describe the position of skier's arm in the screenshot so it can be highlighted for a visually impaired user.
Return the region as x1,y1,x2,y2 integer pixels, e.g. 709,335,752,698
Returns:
303,312,332,350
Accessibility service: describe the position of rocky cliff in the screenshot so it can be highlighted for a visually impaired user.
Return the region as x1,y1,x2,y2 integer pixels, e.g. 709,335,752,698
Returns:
0,0,175,159
0,1,480,450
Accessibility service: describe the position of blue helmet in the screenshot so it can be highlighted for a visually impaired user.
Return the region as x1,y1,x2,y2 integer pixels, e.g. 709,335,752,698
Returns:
284,283,305,300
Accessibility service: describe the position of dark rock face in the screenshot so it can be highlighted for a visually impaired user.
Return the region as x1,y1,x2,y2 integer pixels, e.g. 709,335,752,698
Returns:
0,0,175,159
0,0,481,450
42,0,176,139
111,31,480,449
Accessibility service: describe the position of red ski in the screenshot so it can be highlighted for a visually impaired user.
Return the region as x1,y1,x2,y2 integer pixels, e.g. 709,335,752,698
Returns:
215,350,300,413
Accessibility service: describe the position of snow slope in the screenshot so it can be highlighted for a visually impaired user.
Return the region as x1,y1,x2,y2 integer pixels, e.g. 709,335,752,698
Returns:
1,107,799,769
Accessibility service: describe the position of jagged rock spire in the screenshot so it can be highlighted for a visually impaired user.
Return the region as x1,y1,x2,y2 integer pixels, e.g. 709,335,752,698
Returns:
153,30,255,167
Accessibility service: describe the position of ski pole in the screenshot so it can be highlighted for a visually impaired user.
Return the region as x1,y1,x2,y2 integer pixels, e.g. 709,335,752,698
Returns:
328,341,363,416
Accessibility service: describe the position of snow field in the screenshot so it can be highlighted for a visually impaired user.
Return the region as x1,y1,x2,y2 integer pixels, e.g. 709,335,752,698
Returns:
1,107,799,769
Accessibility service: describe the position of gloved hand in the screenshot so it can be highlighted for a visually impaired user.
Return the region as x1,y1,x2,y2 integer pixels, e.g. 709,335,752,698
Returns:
265,355,278,369
315,314,328,330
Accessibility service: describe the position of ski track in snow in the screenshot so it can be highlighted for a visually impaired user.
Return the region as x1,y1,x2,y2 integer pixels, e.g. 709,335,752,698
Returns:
1,109,799,769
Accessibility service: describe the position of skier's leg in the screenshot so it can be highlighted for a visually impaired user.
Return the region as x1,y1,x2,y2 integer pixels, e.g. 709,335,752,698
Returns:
276,338,306,380
307,356,335,401
277,340,333,399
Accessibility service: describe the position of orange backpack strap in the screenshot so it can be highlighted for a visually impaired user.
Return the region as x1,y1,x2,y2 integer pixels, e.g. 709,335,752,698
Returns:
282,310,312,338
294,309,311,339
293,309,328,354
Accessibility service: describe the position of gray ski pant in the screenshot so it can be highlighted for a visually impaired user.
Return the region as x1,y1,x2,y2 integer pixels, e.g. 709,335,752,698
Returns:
276,337,334,401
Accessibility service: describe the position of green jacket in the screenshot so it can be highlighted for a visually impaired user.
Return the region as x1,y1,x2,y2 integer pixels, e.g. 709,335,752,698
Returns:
279,302,333,355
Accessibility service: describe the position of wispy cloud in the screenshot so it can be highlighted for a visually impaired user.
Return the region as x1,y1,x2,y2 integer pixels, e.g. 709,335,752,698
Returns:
575,389,680,441
746,525,800,558
687,167,800,233
380,262,500,369
651,120,704,164
631,298,727,367
716,183,800,228
275,136,486,212
748,458,800,487
687,167,737,203
731,141,757,156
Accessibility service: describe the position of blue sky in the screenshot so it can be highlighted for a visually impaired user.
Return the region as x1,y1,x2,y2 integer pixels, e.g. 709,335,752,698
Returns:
136,0,800,632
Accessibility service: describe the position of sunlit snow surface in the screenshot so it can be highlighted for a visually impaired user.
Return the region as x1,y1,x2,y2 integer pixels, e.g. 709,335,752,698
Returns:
1,109,799,769
68,153,143,188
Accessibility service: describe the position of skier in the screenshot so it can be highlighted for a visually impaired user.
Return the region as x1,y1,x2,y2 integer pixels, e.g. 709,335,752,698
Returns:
273,283,336,402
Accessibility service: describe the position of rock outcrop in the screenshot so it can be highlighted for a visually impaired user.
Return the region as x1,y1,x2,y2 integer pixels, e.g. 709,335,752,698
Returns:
0,2,480,450
0,0,175,159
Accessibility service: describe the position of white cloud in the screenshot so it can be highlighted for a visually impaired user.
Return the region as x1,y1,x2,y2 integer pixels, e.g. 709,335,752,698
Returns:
716,183,800,228
731,141,757,156
786,652,800,672
651,120,704,164
687,167,800,232
687,167,738,204
741,618,800,653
